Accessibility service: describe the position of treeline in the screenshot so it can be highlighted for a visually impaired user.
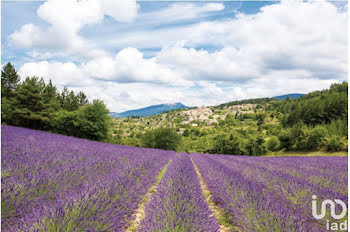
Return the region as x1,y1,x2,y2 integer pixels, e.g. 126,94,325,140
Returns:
1,63,110,141
216,97,274,109
209,82,348,155
277,83,348,126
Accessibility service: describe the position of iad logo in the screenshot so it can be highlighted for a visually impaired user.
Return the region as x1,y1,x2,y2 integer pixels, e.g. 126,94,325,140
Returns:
312,195,348,231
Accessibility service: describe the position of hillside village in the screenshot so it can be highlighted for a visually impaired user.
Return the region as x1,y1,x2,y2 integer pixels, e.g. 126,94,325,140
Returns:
111,103,265,137
180,104,257,126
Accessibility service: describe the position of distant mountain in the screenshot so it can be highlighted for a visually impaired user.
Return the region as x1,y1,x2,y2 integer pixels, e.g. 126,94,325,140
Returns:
272,93,305,100
110,103,188,118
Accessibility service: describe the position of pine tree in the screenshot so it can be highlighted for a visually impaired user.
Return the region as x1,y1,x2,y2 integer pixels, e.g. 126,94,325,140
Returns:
42,79,61,128
76,91,89,106
12,77,48,129
60,86,70,110
1,62,20,98
67,90,79,111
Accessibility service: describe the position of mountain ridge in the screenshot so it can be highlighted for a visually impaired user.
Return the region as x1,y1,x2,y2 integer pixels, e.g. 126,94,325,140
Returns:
110,102,188,118
272,93,305,100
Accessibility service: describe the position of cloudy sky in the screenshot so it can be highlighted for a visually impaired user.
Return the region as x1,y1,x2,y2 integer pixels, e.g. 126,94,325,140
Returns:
2,0,348,112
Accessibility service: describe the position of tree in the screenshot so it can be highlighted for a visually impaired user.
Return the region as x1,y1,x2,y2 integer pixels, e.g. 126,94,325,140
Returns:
210,133,246,155
75,100,110,140
1,62,20,98
76,91,89,106
278,130,294,150
50,110,78,136
245,135,267,156
67,90,79,111
11,77,49,129
59,87,70,110
290,122,308,150
306,126,328,150
50,100,110,141
330,82,348,94
1,63,20,124
1,97,14,124
42,79,61,128
266,136,281,152
141,127,181,151
327,135,346,152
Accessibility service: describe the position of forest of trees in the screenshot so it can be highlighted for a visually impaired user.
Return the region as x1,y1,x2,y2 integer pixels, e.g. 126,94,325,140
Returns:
216,97,274,109
208,82,348,155
1,63,110,141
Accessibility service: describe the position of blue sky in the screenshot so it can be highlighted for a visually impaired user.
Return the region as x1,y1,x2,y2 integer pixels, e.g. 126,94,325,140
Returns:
1,0,348,112
2,1,277,65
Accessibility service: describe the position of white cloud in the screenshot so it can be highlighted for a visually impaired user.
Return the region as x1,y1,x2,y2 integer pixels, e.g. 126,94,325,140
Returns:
83,47,193,86
139,3,224,24
18,47,193,88
9,0,139,56
18,61,91,87
155,44,260,82
99,0,138,23
12,0,348,111
107,0,347,81
18,57,340,112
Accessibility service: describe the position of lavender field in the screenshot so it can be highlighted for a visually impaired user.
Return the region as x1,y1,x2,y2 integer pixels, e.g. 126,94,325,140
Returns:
1,125,348,232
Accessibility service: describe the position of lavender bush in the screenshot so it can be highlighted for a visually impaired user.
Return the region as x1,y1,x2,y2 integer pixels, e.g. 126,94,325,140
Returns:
192,153,348,232
1,125,174,231
1,125,347,231
139,153,219,232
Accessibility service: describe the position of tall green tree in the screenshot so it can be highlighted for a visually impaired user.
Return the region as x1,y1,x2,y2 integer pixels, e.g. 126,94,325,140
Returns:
67,90,79,111
1,63,21,123
41,80,61,128
1,62,20,98
76,91,89,106
59,87,70,110
75,100,110,140
141,127,181,151
12,77,48,129
50,100,110,141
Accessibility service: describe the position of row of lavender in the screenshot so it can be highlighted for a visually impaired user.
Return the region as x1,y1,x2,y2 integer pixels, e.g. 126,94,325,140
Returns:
2,125,347,231
1,126,174,231
192,154,348,232
139,153,219,231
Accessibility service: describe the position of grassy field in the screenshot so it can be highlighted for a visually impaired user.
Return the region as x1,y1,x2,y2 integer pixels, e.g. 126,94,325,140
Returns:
265,151,348,157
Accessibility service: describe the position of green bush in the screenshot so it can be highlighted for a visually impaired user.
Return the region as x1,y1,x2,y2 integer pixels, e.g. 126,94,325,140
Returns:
324,119,348,138
266,136,281,151
210,133,246,155
307,126,328,150
291,123,309,150
278,130,293,150
141,127,181,151
245,135,267,156
50,100,110,141
327,135,346,152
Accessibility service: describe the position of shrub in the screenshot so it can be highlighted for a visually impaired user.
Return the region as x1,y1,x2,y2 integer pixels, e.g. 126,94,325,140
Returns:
245,135,267,156
266,136,281,152
291,123,309,150
210,133,246,155
306,126,328,150
141,127,181,151
278,130,293,150
327,135,346,152
50,100,110,141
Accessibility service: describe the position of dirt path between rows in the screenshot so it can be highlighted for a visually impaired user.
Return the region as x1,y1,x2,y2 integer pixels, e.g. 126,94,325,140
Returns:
191,158,238,232
125,159,172,232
